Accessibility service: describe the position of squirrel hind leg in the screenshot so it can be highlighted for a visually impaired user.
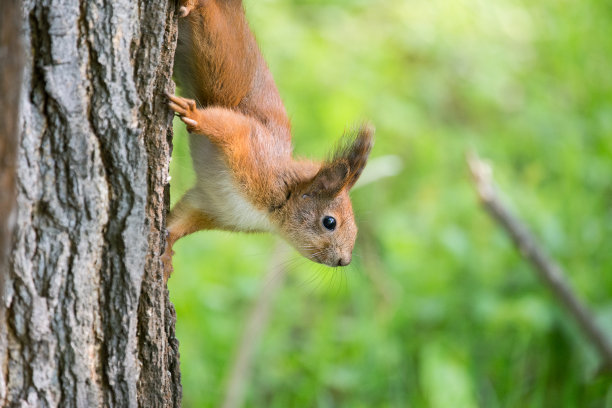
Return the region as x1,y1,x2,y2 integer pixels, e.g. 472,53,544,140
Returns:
162,247,175,282
162,194,217,282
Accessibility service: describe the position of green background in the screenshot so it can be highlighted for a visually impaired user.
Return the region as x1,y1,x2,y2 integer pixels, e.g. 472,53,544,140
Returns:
168,0,612,406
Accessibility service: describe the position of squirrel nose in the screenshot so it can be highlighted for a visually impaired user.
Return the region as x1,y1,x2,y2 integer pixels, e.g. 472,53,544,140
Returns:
337,256,351,267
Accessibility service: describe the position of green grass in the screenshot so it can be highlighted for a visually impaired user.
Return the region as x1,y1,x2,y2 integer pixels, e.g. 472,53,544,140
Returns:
168,0,612,406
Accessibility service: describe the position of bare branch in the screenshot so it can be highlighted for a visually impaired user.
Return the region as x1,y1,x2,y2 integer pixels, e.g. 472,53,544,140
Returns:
467,151,612,372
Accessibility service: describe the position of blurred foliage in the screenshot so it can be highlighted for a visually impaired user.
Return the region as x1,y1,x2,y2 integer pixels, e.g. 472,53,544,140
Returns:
168,0,612,406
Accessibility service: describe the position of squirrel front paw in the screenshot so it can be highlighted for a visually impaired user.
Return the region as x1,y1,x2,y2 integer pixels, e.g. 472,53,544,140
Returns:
167,93,201,133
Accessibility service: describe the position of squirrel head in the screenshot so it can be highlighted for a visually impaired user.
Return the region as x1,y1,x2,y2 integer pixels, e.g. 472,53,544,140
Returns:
277,124,374,267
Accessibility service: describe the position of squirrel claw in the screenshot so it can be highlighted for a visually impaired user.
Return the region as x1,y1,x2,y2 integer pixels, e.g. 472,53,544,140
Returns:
167,93,200,132
182,117,198,127
168,102,186,115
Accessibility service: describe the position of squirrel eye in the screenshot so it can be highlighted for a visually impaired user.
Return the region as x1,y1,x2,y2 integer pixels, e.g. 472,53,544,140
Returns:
322,216,337,231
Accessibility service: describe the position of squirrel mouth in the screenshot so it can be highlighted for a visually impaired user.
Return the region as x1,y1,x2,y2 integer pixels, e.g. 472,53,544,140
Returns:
308,252,327,266
290,241,334,266
311,253,323,263
310,252,338,267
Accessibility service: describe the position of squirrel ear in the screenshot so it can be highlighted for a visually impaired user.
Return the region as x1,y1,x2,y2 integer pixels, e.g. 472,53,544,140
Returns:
334,123,374,190
307,160,350,198
306,123,374,197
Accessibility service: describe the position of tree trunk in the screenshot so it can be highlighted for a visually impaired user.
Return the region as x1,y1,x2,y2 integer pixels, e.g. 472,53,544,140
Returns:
1,1,181,407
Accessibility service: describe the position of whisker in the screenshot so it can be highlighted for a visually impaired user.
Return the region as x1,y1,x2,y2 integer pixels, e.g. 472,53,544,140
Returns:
262,263,290,289
300,266,324,290
343,267,349,294
312,266,329,294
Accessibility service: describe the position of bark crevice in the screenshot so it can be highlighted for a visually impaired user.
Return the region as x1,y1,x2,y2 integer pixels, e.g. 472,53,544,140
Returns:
2,1,180,407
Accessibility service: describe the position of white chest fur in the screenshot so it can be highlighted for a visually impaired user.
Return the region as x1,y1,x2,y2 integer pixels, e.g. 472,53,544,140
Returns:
188,135,274,232
211,171,273,231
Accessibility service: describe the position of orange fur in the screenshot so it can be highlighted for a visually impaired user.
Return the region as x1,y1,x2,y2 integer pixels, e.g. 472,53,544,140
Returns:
163,0,373,279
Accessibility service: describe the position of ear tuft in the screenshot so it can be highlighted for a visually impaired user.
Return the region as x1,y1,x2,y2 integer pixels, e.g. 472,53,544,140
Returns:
331,122,374,190
305,123,374,198
307,159,350,198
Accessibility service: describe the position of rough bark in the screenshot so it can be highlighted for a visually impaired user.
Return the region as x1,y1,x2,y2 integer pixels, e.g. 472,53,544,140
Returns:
1,1,181,407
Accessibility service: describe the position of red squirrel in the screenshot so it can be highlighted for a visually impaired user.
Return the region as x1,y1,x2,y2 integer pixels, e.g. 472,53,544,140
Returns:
163,0,373,278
